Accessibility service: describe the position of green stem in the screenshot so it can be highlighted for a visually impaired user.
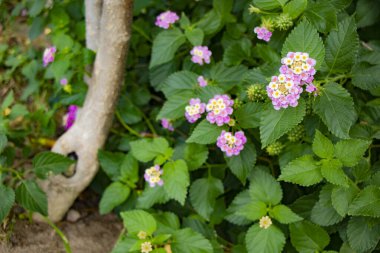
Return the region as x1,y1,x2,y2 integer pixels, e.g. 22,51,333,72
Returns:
115,111,142,138
0,166,23,180
110,128,130,138
136,107,157,136
43,216,72,253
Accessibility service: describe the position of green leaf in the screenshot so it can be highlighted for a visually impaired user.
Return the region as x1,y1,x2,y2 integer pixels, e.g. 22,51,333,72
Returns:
153,212,180,234
15,181,47,216
174,143,208,171
0,133,7,154
304,1,337,33
99,182,130,215
226,141,257,184
348,186,380,217
52,33,74,51
171,228,213,253
185,28,204,46
237,201,267,221
161,71,198,98
270,205,303,224
356,0,380,28
190,177,224,220
187,120,228,145
223,39,251,66
98,150,124,180
136,185,169,209
253,0,289,10
119,153,139,184
347,217,380,252
311,185,344,226
312,130,334,159
282,20,325,69
28,0,46,17
197,10,223,35
130,137,169,163
313,83,357,139
209,63,248,91
352,63,380,90
162,160,190,205
330,0,352,10
283,0,307,19
245,224,286,253
250,170,282,206
0,185,15,222
321,159,348,187
1,90,14,109
33,151,74,179
149,28,186,69
331,185,359,217
260,100,306,148
235,102,263,129
325,16,358,74
157,91,193,120
279,155,322,186
289,221,330,253
334,139,371,167
226,190,252,225
121,210,157,236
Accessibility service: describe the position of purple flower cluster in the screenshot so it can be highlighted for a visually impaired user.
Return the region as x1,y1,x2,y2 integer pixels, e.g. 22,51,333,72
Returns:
144,165,164,187
267,52,317,110
161,118,174,131
155,11,179,29
254,27,272,42
64,105,78,130
43,46,56,67
185,98,206,123
197,76,208,87
206,95,234,126
217,131,247,157
60,78,68,86
190,46,212,65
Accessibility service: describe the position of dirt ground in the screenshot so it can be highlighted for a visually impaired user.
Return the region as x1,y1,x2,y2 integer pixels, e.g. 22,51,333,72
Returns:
0,191,123,253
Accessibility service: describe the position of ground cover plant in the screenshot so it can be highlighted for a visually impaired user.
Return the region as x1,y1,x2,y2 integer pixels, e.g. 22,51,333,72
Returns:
1,0,380,252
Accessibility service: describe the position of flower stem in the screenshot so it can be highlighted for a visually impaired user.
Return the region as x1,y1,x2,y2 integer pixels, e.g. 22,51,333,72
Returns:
43,216,72,253
115,111,142,138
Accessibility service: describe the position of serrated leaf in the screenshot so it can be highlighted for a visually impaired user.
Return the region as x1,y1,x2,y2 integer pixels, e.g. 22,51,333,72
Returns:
119,153,139,184
190,177,223,220
237,201,267,221
330,0,352,10
348,186,380,217
187,120,228,144
282,20,325,69
197,10,223,35
33,151,75,179
223,39,251,66
130,137,169,163
334,139,371,167
253,0,289,10
174,143,208,171
311,185,344,226
157,91,194,120
312,130,334,159
356,0,380,28
321,159,348,187
304,1,337,33
209,63,248,91
331,185,359,217
226,190,252,225
149,28,186,69
136,185,169,209
15,181,47,216
226,141,257,184
162,160,190,205
352,63,380,90
245,224,286,253
161,71,198,98
279,155,322,186
313,83,357,139
283,0,307,19
171,228,213,253
260,100,306,147
270,205,303,224
0,133,7,154
250,170,282,206
290,221,330,253
185,28,204,46
325,16,358,74
99,182,130,215
0,185,15,222
235,102,263,129
98,150,125,180
347,217,380,252
120,210,157,236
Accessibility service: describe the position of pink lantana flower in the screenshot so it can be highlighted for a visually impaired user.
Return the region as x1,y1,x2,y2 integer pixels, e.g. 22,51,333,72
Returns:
43,46,56,67
206,95,234,126
60,78,68,86
217,131,247,157
197,76,208,87
190,46,212,65
63,105,78,130
161,118,174,131
155,11,179,29
254,27,272,42
185,98,206,123
144,165,164,187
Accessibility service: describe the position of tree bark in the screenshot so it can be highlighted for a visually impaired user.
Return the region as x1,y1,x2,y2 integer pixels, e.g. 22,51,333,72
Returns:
36,0,133,222
85,0,102,52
